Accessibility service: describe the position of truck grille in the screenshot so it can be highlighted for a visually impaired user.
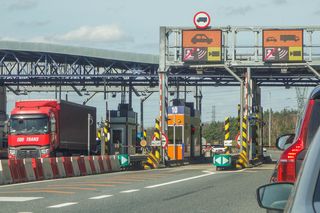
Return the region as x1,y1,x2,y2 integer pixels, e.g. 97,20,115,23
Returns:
16,150,40,159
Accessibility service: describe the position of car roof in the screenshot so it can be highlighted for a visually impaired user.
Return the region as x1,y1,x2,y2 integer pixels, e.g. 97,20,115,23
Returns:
309,86,320,100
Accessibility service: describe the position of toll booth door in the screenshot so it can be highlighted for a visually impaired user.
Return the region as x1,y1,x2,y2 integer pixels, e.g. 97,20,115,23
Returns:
168,126,184,160
112,129,123,154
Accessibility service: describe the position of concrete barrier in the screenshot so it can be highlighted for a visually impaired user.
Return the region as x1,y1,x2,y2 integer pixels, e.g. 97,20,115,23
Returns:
50,158,60,178
109,155,121,172
32,158,44,181
71,157,80,176
62,157,74,177
77,156,87,176
56,158,66,178
97,156,105,173
88,156,96,174
101,155,110,172
84,156,92,175
0,160,13,184
92,156,101,174
23,158,36,181
104,155,112,172
41,158,54,179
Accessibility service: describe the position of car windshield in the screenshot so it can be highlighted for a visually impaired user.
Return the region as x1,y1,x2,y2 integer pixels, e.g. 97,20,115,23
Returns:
9,115,49,135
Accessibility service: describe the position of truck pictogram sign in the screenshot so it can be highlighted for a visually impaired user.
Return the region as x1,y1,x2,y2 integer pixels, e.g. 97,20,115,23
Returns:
263,29,303,62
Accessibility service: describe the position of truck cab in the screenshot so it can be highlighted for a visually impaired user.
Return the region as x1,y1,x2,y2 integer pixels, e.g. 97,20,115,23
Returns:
7,101,58,159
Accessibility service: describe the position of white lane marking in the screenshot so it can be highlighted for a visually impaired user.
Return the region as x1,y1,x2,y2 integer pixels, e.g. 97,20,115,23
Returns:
89,195,113,200
145,172,215,189
120,189,140,193
0,197,43,202
47,202,78,208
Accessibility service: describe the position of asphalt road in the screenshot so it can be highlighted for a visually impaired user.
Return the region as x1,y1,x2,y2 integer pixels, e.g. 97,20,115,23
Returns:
0,164,275,213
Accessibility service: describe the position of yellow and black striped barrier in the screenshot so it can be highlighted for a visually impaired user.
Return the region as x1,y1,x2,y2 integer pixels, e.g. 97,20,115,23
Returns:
143,129,147,140
224,117,231,154
154,118,160,140
103,120,110,144
144,118,161,169
236,116,249,169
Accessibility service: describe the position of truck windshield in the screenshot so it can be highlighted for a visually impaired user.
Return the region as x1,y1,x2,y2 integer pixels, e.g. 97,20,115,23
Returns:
9,115,49,135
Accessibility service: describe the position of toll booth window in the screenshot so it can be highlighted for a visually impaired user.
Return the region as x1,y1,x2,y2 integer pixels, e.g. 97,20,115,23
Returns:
168,126,183,144
113,130,122,144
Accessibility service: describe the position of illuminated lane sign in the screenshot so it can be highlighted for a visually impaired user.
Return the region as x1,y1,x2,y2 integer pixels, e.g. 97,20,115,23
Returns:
182,30,222,63
263,29,303,62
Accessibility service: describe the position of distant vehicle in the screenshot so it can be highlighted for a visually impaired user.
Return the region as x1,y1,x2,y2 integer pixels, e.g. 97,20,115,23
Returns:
271,86,320,183
266,37,277,42
212,144,225,154
191,34,213,44
280,35,299,42
197,17,208,23
256,126,320,212
7,99,97,159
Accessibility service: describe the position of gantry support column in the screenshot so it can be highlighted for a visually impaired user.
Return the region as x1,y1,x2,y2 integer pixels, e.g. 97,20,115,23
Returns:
245,68,262,163
159,27,169,164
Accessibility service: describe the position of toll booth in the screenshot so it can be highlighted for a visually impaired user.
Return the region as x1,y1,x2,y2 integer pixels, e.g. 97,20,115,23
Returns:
167,100,201,161
108,104,138,155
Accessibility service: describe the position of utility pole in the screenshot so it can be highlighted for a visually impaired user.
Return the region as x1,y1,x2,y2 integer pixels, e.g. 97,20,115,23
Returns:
295,87,307,119
212,105,216,122
268,92,272,147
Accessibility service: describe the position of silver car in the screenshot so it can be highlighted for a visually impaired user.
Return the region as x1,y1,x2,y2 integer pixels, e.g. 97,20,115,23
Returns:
256,127,320,212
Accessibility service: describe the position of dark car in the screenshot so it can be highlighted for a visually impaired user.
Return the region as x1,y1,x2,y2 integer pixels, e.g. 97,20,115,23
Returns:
256,126,320,212
191,34,213,44
271,86,320,183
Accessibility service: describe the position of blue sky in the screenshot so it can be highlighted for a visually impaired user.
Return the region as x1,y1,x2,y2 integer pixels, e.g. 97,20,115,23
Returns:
1,0,317,126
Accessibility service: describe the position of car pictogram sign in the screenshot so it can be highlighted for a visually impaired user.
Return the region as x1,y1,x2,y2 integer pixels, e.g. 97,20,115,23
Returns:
182,30,222,62
193,11,211,29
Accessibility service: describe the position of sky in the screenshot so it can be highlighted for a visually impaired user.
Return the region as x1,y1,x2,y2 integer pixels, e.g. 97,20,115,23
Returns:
0,0,318,127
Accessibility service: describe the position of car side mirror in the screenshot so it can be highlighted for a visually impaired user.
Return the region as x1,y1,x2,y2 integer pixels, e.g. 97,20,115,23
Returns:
256,183,293,211
276,134,295,150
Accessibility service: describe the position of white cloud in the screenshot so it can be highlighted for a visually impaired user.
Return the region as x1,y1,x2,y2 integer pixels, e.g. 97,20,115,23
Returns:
226,6,252,16
2,25,134,47
8,0,38,10
56,25,132,43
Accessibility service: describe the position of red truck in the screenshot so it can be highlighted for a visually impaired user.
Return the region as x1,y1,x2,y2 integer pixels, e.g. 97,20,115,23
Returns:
7,100,96,159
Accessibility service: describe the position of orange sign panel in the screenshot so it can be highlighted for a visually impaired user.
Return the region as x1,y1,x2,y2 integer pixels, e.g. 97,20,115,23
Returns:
183,30,222,47
263,29,304,62
182,30,222,62
168,114,185,125
263,29,303,47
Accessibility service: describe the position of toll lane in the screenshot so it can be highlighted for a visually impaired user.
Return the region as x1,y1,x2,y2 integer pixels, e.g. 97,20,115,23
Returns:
0,164,274,213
